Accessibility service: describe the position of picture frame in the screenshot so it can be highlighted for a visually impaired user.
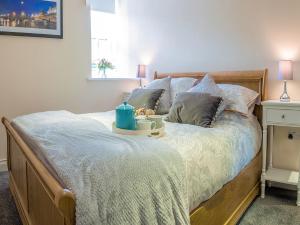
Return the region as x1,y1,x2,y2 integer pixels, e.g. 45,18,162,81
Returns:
0,0,63,39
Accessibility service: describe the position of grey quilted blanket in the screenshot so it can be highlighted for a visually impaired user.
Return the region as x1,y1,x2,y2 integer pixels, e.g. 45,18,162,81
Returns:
12,111,189,225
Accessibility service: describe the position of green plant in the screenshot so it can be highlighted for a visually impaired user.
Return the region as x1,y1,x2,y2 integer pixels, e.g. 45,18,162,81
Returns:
97,58,115,76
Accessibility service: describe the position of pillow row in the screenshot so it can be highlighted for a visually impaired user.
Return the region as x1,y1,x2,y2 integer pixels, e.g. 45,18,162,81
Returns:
127,74,260,117
127,85,224,128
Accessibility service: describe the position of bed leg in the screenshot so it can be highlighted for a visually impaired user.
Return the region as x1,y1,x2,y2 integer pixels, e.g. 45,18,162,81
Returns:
297,172,300,206
261,181,265,198
261,125,267,198
297,190,300,206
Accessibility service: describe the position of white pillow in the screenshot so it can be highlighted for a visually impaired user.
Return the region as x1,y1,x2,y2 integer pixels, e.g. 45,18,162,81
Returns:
145,77,171,115
248,101,257,115
170,77,197,103
218,84,260,116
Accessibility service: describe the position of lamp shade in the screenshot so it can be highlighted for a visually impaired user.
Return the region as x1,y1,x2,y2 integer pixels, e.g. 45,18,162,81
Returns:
137,65,146,78
278,60,293,81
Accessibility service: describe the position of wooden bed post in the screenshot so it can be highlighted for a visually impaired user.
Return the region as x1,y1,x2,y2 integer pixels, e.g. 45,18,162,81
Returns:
55,189,76,225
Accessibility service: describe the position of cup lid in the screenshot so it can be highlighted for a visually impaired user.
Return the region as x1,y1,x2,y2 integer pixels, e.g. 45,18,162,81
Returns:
116,102,135,111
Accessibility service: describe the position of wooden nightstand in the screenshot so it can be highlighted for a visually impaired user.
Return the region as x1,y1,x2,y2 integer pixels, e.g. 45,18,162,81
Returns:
261,100,300,206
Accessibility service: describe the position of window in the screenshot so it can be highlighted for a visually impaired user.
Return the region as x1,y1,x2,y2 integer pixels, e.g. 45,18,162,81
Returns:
90,1,130,79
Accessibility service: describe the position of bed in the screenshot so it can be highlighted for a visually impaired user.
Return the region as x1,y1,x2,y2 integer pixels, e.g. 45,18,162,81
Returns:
1,69,267,225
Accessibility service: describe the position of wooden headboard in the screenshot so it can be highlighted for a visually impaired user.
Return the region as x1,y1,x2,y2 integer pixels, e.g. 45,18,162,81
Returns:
154,69,268,123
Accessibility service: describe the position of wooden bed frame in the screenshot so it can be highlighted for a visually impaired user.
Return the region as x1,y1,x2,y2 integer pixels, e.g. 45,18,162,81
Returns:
2,69,267,225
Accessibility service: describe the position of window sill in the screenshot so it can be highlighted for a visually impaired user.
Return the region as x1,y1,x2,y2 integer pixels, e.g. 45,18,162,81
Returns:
87,77,139,81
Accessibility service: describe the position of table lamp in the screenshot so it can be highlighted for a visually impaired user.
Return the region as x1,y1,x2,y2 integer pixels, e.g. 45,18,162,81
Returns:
278,60,293,102
137,64,146,88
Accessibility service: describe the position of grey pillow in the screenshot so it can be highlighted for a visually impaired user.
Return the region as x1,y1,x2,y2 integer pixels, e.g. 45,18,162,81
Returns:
145,77,171,115
189,74,229,118
166,92,223,128
127,89,165,111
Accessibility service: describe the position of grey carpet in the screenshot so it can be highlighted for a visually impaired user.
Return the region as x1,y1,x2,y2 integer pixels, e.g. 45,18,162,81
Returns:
239,187,300,225
0,172,22,225
0,171,300,225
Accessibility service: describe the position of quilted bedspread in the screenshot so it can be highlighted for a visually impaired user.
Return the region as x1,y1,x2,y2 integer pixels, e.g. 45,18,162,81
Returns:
12,111,190,225
82,111,261,211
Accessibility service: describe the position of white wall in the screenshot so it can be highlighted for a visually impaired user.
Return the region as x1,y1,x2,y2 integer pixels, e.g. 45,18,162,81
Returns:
0,0,139,161
126,0,300,100
124,0,300,170
2,0,300,168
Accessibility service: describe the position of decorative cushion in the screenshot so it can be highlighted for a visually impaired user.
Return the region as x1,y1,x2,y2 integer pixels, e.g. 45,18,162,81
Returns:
145,78,171,115
127,89,165,112
218,84,260,116
189,74,228,117
166,92,223,128
170,77,197,104
189,74,224,96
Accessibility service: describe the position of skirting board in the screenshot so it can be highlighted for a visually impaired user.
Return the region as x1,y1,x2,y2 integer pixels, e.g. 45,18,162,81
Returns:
0,159,8,172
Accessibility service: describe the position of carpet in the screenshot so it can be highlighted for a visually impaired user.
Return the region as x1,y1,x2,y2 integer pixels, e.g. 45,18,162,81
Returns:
0,171,299,225
0,172,22,225
239,187,300,225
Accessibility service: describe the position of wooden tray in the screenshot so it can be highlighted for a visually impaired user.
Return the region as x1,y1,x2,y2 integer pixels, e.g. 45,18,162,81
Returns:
112,122,165,138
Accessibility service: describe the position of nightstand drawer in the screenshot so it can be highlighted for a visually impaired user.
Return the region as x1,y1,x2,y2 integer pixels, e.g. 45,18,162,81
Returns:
266,109,300,124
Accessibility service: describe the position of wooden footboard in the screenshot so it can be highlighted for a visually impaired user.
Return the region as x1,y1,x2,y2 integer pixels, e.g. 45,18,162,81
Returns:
2,116,261,225
2,117,75,225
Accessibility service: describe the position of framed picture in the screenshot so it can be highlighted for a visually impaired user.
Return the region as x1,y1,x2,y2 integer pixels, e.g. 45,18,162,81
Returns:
0,0,63,39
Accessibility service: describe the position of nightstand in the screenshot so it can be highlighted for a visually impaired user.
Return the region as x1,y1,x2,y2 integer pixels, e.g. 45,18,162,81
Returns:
261,100,300,206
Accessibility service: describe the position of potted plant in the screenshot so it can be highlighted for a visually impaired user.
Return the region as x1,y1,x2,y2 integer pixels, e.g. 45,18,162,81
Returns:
97,58,115,78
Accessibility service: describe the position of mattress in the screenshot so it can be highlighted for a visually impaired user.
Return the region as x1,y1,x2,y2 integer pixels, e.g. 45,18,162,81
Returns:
80,111,262,211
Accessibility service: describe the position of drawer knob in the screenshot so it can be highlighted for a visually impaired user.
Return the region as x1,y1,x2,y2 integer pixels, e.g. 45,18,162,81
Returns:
282,114,285,119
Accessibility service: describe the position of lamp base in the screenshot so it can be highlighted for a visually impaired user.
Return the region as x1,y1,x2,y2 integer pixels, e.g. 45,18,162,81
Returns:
280,93,290,102
280,80,291,102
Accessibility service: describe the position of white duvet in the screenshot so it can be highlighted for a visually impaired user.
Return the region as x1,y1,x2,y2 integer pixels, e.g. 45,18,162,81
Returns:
13,111,190,225
12,110,261,225
81,111,262,211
